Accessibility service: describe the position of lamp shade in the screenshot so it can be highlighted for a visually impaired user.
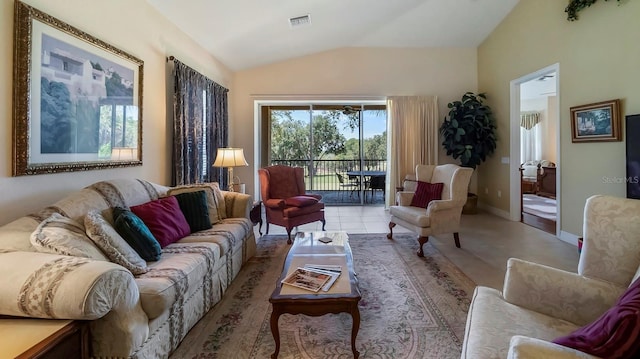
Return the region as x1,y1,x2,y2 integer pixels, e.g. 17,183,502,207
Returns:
212,148,248,168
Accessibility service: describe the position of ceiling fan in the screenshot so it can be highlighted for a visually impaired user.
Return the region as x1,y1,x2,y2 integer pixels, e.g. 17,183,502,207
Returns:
342,105,360,115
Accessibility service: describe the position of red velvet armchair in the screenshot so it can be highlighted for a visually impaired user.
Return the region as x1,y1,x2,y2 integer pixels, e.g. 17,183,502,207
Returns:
258,165,326,244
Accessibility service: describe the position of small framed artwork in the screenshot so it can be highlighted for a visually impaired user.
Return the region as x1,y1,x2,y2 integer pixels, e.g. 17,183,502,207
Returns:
13,1,144,176
570,99,621,143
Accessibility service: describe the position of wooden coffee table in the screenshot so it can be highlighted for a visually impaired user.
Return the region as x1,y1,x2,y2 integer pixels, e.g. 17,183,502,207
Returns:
269,231,361,358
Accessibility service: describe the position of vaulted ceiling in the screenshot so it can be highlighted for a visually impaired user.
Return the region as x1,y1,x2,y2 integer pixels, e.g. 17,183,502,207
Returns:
146,0,520,71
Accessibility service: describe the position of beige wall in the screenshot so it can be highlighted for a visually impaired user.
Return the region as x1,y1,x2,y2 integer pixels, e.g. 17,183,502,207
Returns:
478,0,640,235
232,47,478,198
0,0,232,224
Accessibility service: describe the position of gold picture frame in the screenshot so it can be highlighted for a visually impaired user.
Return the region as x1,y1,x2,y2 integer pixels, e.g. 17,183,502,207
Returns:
13,1,143,176
570,99,621,143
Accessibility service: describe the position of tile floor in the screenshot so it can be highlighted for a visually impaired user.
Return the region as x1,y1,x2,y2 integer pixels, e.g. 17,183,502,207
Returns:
255,205,580,290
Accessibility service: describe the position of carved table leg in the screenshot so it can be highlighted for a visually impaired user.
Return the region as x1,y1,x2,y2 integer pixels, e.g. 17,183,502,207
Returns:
350,303,360,358
270,307,282,359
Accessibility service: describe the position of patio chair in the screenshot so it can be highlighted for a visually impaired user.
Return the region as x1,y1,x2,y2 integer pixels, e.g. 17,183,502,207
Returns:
367,175,385,202
335,171,359,199
258,165,326,244
387,164,473,257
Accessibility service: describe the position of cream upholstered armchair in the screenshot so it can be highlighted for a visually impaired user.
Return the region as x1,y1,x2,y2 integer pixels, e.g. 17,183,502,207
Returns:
387,164,473,257
461,195,640,359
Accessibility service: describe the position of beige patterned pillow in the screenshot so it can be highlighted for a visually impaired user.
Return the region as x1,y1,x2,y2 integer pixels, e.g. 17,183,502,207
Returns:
84,210,149,275
30,213,108,261
168,182,226,223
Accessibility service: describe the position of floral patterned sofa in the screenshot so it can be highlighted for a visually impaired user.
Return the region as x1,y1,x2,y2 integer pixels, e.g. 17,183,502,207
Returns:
0,179,256,358
461,195,640,358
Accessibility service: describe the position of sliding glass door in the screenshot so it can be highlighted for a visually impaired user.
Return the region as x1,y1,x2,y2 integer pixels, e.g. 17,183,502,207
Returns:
263,103,387,205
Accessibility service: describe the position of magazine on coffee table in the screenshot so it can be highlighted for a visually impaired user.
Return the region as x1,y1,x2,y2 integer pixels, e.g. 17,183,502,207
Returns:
282,267,333,292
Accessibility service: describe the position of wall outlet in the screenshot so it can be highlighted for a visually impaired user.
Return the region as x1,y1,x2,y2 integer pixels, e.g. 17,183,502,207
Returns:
497,190,502,198
484,187,489,194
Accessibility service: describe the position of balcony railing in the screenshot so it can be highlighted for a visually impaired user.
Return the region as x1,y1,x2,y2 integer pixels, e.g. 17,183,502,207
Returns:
270,159,387,205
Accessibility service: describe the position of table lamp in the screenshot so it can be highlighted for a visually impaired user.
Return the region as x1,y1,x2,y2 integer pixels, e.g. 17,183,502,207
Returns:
212,147,249,192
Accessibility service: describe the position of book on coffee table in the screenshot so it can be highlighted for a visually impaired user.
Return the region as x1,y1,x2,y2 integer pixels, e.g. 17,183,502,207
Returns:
282,267,332,292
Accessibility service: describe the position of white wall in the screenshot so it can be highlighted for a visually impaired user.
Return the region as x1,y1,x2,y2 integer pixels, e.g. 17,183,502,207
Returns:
232,47,479,198
0,0,232,224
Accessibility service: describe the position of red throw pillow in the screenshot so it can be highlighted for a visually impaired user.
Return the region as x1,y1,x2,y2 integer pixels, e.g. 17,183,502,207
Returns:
553,277,640,359
410,181,444,208
284,195,319,207
130,196,191,248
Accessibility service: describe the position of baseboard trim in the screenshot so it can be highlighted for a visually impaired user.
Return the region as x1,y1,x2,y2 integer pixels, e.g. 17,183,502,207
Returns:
477,202,511,220
559,231,579,247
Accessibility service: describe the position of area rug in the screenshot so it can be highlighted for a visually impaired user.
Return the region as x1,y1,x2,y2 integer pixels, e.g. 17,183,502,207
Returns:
523,194,557,220
171,233,476,359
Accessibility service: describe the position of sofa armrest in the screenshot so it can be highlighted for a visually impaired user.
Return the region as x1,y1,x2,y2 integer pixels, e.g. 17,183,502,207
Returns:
0,251,141,321
222,191,252,218
507,336,598,359
503,258,624,326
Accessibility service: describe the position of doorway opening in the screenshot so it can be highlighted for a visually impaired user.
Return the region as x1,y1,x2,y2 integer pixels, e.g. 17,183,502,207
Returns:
509,64,560,235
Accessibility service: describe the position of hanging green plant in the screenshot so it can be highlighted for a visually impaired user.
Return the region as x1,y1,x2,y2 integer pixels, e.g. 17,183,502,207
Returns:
565,0,621,21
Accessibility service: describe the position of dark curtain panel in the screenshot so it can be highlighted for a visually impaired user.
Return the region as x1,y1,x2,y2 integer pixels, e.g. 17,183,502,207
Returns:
172,59,228,186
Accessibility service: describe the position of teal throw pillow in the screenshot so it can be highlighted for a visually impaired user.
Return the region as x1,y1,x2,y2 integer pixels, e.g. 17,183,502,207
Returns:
174,190,212,233
113,207,162,261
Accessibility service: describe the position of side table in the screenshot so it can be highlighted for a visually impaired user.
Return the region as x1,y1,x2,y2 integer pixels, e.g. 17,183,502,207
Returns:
251,201,263,235
0,318,89,358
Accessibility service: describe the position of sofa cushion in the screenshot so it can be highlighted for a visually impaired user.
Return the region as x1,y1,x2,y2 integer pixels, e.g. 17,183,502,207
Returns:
85,210,149,275
135,242,221,319
130,197,191,248
167,183,225,224
284,195,319,207
410,181,444,208
552,278,640,359
174,191,212,233
113,207,162,261
178,218,252,258
30,213,108,261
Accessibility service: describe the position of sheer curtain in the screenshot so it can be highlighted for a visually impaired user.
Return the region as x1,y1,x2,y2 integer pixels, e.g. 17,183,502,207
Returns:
387,96,439,206
171,58,228,186
520,112,541,163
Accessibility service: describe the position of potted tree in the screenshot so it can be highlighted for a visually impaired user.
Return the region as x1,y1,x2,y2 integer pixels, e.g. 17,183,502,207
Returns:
440,92,497,213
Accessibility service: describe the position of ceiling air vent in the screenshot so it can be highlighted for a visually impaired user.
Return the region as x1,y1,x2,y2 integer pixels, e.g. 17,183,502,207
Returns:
289,14,311,28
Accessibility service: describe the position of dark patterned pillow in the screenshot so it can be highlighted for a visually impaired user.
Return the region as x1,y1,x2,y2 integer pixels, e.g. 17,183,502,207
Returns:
174,190,212,233
113,207,162,261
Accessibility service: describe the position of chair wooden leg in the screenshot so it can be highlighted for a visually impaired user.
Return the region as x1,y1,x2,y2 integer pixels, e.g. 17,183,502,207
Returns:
417,236,429,257
321,219,326,231
286,228,293,245
454,232,461,248
266,223,270,235
387,222,396,239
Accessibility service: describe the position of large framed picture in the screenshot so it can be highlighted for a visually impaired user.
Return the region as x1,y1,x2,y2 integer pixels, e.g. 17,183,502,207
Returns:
13,1,143,176
570,99,621,143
